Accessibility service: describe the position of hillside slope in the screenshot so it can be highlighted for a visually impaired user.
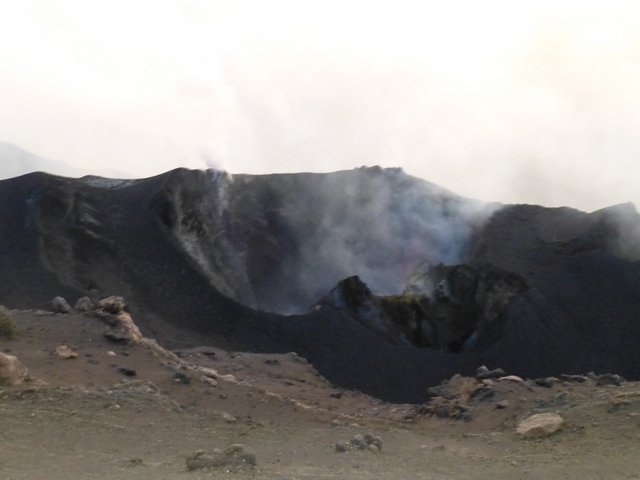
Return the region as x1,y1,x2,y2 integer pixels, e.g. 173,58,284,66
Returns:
0,167,639,402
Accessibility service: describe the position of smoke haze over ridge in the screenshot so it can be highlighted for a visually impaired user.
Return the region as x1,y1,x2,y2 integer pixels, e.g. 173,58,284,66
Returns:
1,1,640,212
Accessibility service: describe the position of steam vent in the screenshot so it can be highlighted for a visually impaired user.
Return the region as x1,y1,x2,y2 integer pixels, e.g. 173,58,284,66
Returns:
2,166,640,403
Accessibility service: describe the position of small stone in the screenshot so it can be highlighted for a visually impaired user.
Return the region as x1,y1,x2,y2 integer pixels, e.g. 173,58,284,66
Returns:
517,413,564,437
367,444,379,453
335,441,348,453
127,458,144,467
559,374,588,383
74,297,95,312
55,345,78,359
476,368,506,380
596,373,623,386
197,367,218,379
497,376,523,383
186,450,228,470
118,367,137,377
496,400,509,409
200,375,218,387
51,297,72,314
350,435,367,450
363,433,383,450
106,351,117,357
330,392,344,399
98,296,127,314
535,378,555,388
173,372,191,384
224,444,256,467
476,365,489,376
222,412,237,423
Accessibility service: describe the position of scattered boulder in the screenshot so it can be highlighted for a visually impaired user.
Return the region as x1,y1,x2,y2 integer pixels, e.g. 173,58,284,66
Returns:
517,413,564,437
496,400,509,409
98,296,127,314
50,296,72,314
0,352,34,385
95,299,143,345
118,367,137,377
363,433,383,450
350,435,368,450
335,441,348,453
560,374,588,383
74,297,95,312
186,445,256,471
200,375,218,387
173,371,191,384
196,367,218,379
476,368,506,380
55,345,78,359
595,373,624,386
535,377,561,388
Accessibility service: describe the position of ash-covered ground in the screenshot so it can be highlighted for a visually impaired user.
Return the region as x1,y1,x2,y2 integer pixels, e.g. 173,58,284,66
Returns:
1,303,640,479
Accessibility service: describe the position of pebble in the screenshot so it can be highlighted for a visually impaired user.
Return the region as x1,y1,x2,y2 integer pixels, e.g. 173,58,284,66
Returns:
222,412,237,423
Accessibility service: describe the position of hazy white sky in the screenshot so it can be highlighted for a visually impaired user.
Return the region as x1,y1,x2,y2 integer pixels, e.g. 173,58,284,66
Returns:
1,0,640,211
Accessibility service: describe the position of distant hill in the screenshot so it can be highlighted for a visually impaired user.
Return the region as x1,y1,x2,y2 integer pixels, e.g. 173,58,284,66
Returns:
0,141,125,180
0,165,639,403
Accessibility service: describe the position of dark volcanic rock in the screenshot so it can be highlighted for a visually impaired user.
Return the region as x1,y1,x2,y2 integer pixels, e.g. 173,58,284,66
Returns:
1,168,640,403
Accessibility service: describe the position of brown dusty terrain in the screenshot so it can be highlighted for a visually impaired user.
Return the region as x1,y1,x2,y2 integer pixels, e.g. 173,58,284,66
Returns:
2,309,640,479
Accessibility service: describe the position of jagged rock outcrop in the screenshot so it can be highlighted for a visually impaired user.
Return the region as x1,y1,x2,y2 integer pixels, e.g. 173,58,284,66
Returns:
317,262,529,352
94,297,143,345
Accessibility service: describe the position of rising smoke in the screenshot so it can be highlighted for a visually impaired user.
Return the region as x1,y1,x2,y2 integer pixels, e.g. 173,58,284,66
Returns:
169,166,499,315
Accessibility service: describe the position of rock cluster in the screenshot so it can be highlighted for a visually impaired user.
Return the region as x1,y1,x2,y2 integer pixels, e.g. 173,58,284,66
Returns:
186,444,256,471
335,433,383,453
